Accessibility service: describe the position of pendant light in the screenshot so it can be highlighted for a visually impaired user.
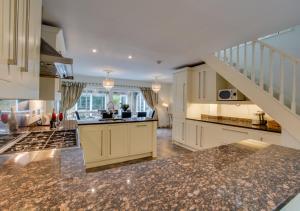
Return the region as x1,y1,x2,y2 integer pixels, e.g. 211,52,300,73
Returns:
102,70,114,91
152,76,161,93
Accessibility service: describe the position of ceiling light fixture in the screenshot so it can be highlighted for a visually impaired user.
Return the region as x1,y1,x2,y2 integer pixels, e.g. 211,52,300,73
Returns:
92,49,98,53
128,55,133,59
102,70,114,91
152,76,161,93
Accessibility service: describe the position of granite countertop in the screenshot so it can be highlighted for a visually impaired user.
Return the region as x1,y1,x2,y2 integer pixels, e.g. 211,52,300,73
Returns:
78,117,157,125
0,140,299,210
187,117,282,133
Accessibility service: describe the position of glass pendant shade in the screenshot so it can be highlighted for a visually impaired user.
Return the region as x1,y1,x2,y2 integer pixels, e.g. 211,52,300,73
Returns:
102,71,114,90
152,77,161,93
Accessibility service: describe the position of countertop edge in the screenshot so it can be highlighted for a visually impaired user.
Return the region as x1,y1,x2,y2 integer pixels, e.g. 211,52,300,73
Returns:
186,118,281,134
78,119,158,126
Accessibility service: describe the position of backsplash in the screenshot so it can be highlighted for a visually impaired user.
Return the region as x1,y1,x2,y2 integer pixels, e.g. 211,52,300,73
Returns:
187,103,273,121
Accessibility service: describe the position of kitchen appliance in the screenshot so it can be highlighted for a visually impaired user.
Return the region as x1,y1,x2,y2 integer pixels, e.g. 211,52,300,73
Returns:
252,111,267,125
1,130,77,154
218,89,245,101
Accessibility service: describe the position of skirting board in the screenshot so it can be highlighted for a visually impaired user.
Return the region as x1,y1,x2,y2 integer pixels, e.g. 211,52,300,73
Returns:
85,152,153,169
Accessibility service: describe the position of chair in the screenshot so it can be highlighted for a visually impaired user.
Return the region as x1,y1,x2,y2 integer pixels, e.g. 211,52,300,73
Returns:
151,110,156,119
122,112,132,118
137,112,147,118
102,112,113,119
75,111,80,120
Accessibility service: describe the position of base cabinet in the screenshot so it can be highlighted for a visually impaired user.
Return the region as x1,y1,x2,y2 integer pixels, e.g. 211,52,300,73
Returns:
172,118,185,144
79,121,157,168
179,119,282,151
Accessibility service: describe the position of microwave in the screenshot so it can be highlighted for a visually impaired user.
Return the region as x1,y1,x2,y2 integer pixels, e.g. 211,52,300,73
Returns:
218,89,245,101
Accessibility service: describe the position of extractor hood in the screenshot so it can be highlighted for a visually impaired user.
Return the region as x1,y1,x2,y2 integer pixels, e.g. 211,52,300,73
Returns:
40,25,74,79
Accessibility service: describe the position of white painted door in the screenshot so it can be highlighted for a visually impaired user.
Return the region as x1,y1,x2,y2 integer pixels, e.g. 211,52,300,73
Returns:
107,124,128,158
128,122,152,155
79,126,107,163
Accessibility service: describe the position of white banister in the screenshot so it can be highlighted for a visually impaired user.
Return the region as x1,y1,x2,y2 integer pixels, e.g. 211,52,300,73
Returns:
230,47,233,65
279,55,285,104
251,41,255,82
269,50,274,96
244,42,247,74
259,45,264,89
237,44,240,67
292,62,297,113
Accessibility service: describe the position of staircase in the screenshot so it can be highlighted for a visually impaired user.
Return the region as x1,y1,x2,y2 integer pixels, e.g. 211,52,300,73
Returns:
203,40,300,140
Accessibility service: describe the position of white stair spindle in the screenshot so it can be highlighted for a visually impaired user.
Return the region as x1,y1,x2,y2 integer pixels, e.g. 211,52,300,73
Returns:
279,55,285,104
252,41,255,82
230,47,233,65
237,45,240,68
259,45,264,89
269,50,274,96
244,42,247,75
291,61,297,113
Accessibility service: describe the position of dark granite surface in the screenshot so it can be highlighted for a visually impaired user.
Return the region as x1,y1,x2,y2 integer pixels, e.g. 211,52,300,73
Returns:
0,140,299,210
78,117,157,126
187,117,282,133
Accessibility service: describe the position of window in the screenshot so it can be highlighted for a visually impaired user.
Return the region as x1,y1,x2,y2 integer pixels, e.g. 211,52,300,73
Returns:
135,93,152,114
92,95,106,110
77,94,90,111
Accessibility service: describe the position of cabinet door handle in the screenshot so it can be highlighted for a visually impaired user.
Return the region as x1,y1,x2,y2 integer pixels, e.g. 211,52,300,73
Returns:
21,0,30,72
196,125,198,145
198,72,201,99
109,129,112,155
200,126,203,148
136,125,147,127
222,128,248,135
8,0,18,65
100,130,103,156
203,71,206,99
182,122,184,141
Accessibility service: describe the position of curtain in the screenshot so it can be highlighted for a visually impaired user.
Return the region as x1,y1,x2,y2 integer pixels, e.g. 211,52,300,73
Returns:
140,87,158,119
60,81,87,115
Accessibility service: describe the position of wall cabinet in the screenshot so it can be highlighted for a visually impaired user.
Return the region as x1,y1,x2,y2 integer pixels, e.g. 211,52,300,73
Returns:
191,64,228,103
79,121,157,168
0,0,42,99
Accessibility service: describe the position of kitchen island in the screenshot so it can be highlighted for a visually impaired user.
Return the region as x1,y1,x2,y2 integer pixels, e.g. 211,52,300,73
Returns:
0,139,299,210
78,118,157,168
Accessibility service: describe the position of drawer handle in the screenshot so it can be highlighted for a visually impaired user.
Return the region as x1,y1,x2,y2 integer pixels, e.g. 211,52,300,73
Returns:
136,125,147,127
222,128,248,135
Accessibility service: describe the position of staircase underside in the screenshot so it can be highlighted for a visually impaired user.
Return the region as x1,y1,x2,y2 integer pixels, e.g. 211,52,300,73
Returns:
204,55,300,141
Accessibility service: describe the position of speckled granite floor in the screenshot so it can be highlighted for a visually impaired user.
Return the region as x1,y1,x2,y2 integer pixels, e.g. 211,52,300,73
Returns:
0,138,299,210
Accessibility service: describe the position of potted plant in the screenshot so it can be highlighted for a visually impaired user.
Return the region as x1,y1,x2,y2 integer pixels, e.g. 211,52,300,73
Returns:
121,104,130,112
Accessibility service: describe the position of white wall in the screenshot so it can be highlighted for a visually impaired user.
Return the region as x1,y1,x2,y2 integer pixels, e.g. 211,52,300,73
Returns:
69,74,173,127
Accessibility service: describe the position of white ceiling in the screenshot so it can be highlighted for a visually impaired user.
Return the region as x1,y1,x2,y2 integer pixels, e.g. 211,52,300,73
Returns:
42,0,300,82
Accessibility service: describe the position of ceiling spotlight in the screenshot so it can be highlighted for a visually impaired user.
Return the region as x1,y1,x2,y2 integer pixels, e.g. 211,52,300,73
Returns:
92,49,98,53
128,55,133,59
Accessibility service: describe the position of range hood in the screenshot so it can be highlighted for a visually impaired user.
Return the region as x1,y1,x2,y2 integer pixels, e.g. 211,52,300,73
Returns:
40,25,74,79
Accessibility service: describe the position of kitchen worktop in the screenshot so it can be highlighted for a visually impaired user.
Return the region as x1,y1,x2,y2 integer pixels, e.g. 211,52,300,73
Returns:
0,140,299,210
78,117,157,125
187,116,281,133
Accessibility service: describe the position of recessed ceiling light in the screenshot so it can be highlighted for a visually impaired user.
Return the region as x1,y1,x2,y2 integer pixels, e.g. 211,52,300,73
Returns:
92,49,98,53
128,55,133,59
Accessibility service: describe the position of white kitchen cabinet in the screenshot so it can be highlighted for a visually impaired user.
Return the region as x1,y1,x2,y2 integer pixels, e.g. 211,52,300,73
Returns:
79,125,107,163
191,64,228,103
186,120,208,150
172,118,186,144
79,121,157,168
128,122,153,155
0,0,42,99
220,126,250,145
107,124,128,158
173,68,191,118
248,130,281,146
